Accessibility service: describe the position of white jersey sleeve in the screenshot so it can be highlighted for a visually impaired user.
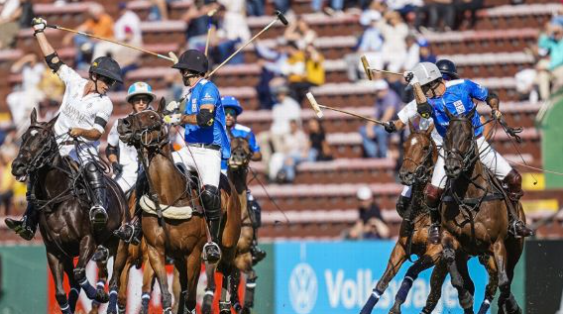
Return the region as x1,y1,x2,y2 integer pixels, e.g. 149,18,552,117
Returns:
93,98,113,134
107,121,119,147
57,64,84,86
397,100,418,124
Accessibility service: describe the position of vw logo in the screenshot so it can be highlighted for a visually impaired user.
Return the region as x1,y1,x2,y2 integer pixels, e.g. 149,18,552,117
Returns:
289,263,318,314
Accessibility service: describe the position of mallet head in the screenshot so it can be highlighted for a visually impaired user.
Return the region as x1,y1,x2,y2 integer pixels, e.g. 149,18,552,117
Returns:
360,55,373,81
275,10,289,26
306,92,324,118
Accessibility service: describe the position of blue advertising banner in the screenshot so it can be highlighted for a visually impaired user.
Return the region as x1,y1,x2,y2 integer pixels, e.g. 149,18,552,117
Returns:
274,241,489,314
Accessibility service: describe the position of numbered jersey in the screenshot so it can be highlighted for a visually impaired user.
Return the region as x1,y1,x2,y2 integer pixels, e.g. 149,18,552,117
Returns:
427,79,488,138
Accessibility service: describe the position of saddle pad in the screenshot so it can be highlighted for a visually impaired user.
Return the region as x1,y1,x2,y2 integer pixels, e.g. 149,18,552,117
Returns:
140,195,193,220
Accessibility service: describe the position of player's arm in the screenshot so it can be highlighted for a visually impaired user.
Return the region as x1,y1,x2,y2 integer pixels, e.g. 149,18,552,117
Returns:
179,104,215,127
69,128,103,141
249,132,262,161
466,79,502,119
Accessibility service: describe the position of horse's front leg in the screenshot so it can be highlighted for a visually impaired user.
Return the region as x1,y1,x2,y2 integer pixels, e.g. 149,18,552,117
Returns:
48,252,72,314
442,234,474,314
478,255,498,314
202,261,217,314
63,258,81,313
74,235,109,303
493,239,522,314
422,259,448,314
106,239,129,314
146,243,173,314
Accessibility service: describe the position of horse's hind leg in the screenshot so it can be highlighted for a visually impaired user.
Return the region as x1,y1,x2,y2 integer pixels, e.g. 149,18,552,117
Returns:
47,252,72,314
422,260,448,314
230,268,242,313
202,261,217,314
90,259,109,314
360,240,408,314
389,252,436,314
497,236,523,314
107,240,129,314
442,235,474,314
62,259,81,313
174,257,189,314
74,235,109,303
219,271,233,314
140,249,155,314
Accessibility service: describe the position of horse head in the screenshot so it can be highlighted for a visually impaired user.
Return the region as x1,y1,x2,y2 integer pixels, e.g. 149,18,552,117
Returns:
228,135,252,171
12,108,58,182
444,107,477,179
399,120,436,186
118,97,168,150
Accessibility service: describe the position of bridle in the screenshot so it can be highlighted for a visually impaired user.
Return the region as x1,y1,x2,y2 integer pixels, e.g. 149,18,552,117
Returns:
228,137,252,170
18,125,59,174
402,133,436,183
126,110,169,150
445,116,479,174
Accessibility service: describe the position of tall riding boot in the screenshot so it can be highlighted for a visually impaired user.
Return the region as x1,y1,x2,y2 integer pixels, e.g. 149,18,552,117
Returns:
115,173,147,244
503,170,533,237
396,195,413,235
424,185,444,245
201,185,222,263
5,183,39,240
85,162,108,227
250,232,266,265
5,200,38,240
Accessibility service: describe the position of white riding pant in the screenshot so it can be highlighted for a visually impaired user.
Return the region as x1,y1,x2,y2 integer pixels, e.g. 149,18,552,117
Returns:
431,136,513,188
58,142,99,164
172,146,221,188
114,164,139,193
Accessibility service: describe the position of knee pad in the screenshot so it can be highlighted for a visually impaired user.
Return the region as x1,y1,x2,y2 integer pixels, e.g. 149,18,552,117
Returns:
201,185,221,220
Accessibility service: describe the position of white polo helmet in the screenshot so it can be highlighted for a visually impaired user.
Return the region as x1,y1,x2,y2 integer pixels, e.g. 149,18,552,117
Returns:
126,81,157,103
412,62,442,86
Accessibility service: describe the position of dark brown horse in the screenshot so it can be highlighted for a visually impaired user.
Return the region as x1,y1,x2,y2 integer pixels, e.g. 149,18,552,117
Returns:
360,122,476,314
11,109,129,314
442,108,524,314
117,98,241,314
202,136,258,314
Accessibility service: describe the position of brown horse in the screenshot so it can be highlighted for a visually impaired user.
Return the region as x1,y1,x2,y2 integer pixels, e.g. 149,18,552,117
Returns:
360,122,476,314
441,108,524,314
202,136,258,314
11,109,130,314
117,98,241,314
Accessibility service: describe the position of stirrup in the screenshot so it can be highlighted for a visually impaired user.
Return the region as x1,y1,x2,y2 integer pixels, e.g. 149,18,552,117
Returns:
202,242,221,263
90,205,108,227
5,218,35,240
114,224,135,243
509,220,533,238
251,245,267,265
428,224,441,244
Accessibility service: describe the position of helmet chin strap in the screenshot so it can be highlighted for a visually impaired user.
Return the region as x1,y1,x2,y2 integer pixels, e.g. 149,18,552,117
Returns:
90,73,103,97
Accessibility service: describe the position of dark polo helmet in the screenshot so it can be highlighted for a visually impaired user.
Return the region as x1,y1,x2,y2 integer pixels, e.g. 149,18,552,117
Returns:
436,59,459,80
172,49,209,74
89,56,123,83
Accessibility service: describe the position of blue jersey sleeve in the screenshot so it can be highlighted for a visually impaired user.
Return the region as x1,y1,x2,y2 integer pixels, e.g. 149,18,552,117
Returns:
200,84,220,107
248,131,260,153
464,80,488,102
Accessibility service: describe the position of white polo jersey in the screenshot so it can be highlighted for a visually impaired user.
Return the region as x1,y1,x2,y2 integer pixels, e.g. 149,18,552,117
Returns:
54,65,113,161
107,116,140,192
397,99,443,146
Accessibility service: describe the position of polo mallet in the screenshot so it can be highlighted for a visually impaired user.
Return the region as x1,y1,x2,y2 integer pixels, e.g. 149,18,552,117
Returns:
207,10,288,78
46,24,178,63
204,8,218,56
306,92,385,125
360,55,404,79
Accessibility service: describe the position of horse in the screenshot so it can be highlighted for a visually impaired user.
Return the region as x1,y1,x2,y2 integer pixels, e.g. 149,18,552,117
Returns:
202,135,258,314
11,109,129,314
441,108,524,314
116,98,241,314
360,122,476,314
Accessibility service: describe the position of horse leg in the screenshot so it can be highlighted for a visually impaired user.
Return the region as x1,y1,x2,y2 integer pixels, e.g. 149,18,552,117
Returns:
107,240,129,314
421,260,448,314
115,258,132,314
202,261,217,314
63,259,81,313
242,269,257,314
442,236,474,314
477,255,498,314
90,259,108,314
219,271,232,314
47,252,72,314
174,258,189,314
172,266,182,313
230,268,242,313
140,251,155,314
494,239,522,314
360,240,408,314
389,253,436,314
147,244,173,314
183,246,203,314
74,235,109,303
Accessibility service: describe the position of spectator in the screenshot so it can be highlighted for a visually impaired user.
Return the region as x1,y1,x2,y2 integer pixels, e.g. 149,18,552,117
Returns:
284,16,317,51
0,0,33,49
276,120,311,183
247,0,265,16
259,85,301,167
404,33,421,71
114,2,142,45
0,151,16,216
274,0,290,14
387,0,423,18
453,0,483,29
63,3,115,69
305,44,325,88
359,80,401,158
312,0,344,13
254,39,291,109
282,41,308,104
94,26,141,87
378,11,409,73
345,186,389,239
212,0,251,65
515,69,539,103
307,119,333,161
418,39,436,63
182,1,220,51
538,22,563,96
148,0,169,20
345,4,384,81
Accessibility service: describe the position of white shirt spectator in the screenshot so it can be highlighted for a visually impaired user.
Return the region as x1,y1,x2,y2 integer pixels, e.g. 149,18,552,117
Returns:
54,65,113,160
404,41,420,71
386,0,423,11
271,96,301,135
218,0,250,42
114,9,142,45
0,0,19,20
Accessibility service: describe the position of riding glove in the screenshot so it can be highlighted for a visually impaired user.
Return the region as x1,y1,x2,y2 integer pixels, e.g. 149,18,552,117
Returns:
32,17,47,35
163,113,182,125
383,121,397,133
112,162,123,177
417,102,433,119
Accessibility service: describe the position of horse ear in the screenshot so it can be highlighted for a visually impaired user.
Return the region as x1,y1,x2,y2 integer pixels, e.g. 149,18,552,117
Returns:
425,123,435,136
158,97,166,113
467,107,477,119
46,114,59,129
445,108,455,120
408,119,415,133
30,108,37,125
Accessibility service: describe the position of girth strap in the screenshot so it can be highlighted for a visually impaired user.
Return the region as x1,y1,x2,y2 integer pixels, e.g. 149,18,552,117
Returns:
442,192,505,206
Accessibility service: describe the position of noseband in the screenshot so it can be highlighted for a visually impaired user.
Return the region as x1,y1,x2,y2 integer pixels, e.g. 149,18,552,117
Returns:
20,125,59,174
128,110,169,149
402,135,435,183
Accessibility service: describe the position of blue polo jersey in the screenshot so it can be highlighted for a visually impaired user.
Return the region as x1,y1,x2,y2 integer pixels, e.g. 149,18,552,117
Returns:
221,124,260,170
427,79,489,138
183,79,230,159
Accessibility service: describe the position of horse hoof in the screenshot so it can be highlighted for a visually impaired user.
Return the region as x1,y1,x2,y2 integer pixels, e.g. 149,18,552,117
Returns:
94,290,109,303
